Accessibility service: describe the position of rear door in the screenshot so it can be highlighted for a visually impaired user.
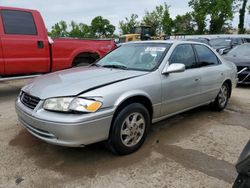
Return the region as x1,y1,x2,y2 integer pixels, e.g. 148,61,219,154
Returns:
193,44,225,102
161,44,202,116
0,9,50,75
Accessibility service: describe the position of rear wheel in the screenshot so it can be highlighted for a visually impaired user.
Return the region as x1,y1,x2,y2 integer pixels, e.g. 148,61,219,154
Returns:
211,82,230,111
107,103,150,155
73,57,95,67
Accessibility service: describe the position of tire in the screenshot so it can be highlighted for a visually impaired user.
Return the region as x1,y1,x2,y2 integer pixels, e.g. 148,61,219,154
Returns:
107,103,150,155
211,82,230,111
74,57,95,67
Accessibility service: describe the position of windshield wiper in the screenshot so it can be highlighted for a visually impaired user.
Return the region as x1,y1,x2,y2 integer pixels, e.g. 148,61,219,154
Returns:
102,64,128,70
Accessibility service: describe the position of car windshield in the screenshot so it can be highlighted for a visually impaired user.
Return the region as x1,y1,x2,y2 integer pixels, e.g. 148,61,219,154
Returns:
97,43,171,71
226,44,250,58
210,38,232,47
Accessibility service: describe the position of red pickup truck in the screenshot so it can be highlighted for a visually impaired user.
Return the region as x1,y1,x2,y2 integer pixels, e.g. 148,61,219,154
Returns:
0,6,116,77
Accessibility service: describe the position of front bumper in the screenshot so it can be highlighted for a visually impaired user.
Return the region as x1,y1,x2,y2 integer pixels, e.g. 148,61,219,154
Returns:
15,98,114,147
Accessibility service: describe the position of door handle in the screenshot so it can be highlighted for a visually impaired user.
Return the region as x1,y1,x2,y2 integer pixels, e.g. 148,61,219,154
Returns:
195,78,200,82
37,41,44,49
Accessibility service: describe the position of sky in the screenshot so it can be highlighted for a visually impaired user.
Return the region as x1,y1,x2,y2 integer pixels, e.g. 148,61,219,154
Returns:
0,0,249,33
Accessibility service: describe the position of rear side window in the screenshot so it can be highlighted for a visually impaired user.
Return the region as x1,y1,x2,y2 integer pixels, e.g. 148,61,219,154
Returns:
169,44,197,69
194,44,219,67
1,10,37,35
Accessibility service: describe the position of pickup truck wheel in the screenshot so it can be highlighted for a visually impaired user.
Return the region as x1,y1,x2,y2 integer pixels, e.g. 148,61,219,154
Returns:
107,103,150,155
211,82,229,111
73,57,95,67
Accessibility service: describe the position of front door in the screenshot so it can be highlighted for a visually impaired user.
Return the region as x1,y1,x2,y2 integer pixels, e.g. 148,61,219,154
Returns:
161,44,202,116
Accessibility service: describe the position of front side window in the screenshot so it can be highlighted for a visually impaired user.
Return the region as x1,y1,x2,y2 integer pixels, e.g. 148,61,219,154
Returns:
97,43,171,71
169,44,197,69
194,44,219,67
1,10,37,35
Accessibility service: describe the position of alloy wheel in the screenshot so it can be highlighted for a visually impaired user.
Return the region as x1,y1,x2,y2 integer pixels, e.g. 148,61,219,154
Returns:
218,85,228,107
120,112,146,147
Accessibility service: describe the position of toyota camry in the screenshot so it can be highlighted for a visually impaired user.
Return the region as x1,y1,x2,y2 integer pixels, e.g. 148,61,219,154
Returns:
16,41,238,155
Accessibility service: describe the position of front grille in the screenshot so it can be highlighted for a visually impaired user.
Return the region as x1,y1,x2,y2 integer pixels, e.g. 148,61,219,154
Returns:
238,74,250,82
20,92,40,109
237,66,249,73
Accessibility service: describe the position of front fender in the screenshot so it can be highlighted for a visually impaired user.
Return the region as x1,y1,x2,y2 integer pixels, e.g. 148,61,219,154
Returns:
114,90,153,107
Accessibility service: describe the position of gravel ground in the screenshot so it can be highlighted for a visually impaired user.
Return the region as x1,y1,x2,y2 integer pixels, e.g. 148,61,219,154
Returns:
0,79,249,188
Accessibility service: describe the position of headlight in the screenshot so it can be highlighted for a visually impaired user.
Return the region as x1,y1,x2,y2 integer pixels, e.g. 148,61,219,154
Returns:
43,97,74,112
43,97,102,113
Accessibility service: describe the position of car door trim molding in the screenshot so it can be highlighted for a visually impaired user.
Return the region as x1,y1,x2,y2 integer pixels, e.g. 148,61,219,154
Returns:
152,100,212,123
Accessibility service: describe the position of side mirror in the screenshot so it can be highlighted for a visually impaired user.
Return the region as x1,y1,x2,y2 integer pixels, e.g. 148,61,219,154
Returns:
162,63,185,74
218,49,224,55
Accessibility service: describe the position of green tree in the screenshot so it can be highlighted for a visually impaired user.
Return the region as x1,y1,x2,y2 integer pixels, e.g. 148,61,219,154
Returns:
162,3,174,35
79,23,92,38
238,0,248,34
69,21,82,38
69,21,92,38
189,0,210,34
173,13,196,35
209,0,234,34
90,16,115,38
119,14,139,35
189,0,234,34
143,4,168,35
49,20,69,37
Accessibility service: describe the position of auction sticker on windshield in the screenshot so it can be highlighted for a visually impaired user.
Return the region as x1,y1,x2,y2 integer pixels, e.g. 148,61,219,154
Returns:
145,47,166,52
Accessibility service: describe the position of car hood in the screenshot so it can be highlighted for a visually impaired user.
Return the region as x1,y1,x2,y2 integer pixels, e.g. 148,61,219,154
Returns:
23,67,148,99
223,56,250,67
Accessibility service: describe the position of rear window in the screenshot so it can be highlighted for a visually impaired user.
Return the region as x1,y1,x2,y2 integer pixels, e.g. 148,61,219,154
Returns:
209,38,231,47
1,10,37,35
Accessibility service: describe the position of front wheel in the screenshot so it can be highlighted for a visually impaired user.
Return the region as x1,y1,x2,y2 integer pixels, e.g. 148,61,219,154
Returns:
107,103,150,155
211,83,230,111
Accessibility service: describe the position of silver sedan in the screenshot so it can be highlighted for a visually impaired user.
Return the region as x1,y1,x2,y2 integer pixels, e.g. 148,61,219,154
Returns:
15,41,238,155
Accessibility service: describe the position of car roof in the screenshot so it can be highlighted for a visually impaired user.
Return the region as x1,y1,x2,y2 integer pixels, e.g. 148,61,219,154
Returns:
186,37,209,40
210,37,244,40
123,40,207,45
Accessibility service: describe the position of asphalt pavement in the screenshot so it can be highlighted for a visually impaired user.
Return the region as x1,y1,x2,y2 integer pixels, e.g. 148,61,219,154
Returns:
0,79,249,188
